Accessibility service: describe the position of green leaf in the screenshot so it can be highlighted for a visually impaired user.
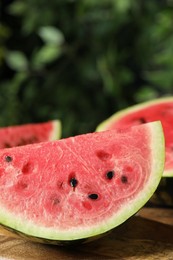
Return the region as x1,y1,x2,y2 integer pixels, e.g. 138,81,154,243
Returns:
97,56,115,95
134,86,159,103
5,51,28,71
0,24,11,39
7,1,26,15
38,26,65,45
144,70,173,90
113,0,132,12
32,45,62,69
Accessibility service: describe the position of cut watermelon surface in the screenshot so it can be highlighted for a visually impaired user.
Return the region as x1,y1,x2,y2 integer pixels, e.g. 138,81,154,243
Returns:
0,122,164,244
0,120,61,148
96,97,173,177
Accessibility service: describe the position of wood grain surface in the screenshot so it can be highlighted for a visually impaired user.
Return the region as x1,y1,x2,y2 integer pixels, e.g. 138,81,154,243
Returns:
0,207,173,259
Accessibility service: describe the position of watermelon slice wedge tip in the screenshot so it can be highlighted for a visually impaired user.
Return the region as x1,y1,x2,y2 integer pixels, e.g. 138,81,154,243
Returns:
96,97,173,177
0,121,164,244
0,120,61,148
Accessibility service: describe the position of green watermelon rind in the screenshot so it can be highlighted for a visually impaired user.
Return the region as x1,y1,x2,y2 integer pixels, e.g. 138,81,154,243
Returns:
0,122,164,242
49,119,62,140
96,96,173,177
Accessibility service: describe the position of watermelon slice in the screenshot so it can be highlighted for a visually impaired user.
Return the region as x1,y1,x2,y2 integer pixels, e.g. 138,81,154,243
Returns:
0,120,61,148
96,97,173,177
0,122,164,244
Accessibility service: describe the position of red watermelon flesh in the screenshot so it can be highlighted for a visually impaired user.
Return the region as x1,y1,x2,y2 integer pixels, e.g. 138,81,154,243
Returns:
0,122,164,243
0,120,61,148
96,97,173,176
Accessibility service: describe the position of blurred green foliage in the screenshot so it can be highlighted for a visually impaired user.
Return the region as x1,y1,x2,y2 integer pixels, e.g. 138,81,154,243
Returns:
1,0,173,137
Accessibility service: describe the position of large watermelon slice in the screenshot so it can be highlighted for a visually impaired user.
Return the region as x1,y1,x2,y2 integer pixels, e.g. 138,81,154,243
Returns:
0,121,164,244
96,97,173,177
0,120,61,148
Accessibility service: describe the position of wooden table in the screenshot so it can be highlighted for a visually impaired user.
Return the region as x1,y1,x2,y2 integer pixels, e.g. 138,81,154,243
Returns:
0,207,173,259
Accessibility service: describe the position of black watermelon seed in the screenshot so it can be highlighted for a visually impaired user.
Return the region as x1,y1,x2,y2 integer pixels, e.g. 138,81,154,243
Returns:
4,143,11,148
96,150,111,161
106,171,114,180
88,193,98,200
121,175,128,183
70,178,78,188
139,117,147,124
52,198,60,205
5,156,13,162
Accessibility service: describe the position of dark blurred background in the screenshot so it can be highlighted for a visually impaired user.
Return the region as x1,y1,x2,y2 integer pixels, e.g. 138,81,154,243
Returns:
1,0,173,138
